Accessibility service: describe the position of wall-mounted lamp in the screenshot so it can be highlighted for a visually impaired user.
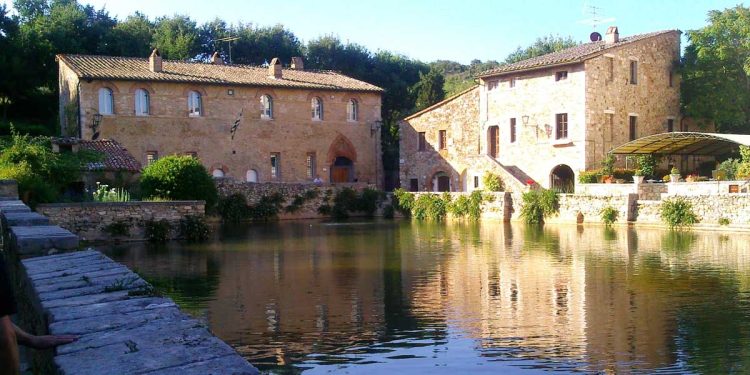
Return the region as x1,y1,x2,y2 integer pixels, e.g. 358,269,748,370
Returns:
522,115,530,126
90,113,103,140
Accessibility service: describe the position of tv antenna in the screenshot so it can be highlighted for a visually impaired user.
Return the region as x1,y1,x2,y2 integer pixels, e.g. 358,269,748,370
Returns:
578,2,615,30
215,36,240,64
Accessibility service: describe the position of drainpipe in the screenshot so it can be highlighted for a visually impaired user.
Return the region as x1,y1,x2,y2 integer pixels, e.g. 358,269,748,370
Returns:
76,81,82,139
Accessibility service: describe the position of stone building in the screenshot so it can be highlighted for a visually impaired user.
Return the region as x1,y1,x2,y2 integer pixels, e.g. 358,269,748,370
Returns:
400,27,703,192
57,51,384,187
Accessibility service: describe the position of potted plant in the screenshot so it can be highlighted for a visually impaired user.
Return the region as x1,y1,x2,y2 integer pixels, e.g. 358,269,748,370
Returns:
633,169,645,184
670,167,680,183
601,154,615,183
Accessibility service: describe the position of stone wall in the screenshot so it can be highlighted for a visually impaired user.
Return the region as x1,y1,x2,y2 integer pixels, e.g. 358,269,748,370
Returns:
58,61,383,187
36,201,205,241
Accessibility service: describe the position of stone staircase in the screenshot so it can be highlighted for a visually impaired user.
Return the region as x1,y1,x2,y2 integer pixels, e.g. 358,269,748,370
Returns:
481,155,532,192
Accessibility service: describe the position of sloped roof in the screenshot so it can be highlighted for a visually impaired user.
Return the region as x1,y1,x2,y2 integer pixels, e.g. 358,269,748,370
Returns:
477,30,679,78
77,139,142,172
610,132,750,156
57,54,384,93
403,85,479,121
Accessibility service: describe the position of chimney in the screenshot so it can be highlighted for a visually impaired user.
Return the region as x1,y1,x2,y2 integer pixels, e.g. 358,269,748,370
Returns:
269,57,282,79
211,51,224,65
291,56,304,70
149,49,162,73
605,26,619,44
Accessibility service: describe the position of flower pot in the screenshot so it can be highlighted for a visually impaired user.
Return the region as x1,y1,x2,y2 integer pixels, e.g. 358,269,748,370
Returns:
633,175,645,184
670,174,680,183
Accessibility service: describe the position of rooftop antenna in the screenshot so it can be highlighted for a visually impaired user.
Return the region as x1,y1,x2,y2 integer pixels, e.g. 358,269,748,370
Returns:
578,1,615,41
215,36,240,64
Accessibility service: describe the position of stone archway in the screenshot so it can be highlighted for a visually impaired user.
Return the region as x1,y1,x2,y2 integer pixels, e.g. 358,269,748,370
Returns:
246,169,258,183
550,164,575,193
432,171,451,192
327,134,358,184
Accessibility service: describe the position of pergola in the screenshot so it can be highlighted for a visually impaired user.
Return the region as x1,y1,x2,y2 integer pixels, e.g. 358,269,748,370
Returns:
610,132,750,156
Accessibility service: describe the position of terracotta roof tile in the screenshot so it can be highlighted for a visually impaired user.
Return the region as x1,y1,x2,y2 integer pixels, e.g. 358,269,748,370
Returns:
58,54,384,93
77,139,142,172
477,30,679,78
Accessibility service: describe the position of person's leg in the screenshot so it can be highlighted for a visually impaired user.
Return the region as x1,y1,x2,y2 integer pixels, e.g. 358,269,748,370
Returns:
0,315,19,375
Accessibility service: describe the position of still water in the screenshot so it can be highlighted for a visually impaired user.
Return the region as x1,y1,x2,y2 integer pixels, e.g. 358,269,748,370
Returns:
104,220,750,374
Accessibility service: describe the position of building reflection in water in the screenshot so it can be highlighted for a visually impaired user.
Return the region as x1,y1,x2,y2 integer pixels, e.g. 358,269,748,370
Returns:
105,220,750,373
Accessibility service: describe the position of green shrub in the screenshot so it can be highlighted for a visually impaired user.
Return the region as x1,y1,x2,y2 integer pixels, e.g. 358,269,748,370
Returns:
178,215,210,242
612,168,636,182
718,217,730,226
482,172,504,192
217,193,248,222
140,155,217,209
578,169,601,184
717,158,739,180
143,219,172,243
356,188,382,216
411,193,448,221
520,189,559,225
93,182,130,202
601,154,615,176
393,188,414,216
635,155,657,178
660,197,698,228
103,220,130,237
248,193,284,221
284,189,320,213
600,206,618,226
449,191,484,220
382,204,395,219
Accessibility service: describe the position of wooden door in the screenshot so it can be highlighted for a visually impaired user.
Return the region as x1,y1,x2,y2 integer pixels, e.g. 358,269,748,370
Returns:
332,167,350,183
437,175,450,192
488,126,499,158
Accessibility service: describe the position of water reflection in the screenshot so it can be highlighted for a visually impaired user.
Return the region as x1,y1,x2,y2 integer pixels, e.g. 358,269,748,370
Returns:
104,221,750,374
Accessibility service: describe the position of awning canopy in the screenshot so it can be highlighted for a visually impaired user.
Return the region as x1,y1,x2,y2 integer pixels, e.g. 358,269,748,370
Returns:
610,132,750,156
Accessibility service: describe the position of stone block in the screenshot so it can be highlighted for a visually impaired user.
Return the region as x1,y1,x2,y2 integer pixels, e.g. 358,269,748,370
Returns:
10,225,79,255
48,297,176,323
2,212,50,227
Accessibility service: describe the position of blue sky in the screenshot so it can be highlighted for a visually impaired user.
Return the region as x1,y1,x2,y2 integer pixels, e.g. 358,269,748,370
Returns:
1,0,743,63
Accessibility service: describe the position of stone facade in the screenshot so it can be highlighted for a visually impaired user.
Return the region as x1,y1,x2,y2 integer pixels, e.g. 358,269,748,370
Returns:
58,57,383,188
36,201,205,241
400,29,697,192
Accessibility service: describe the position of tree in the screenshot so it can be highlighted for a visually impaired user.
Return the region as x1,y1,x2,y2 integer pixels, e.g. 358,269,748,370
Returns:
104,12,154,57
412,67,445,111
504,35,578,64
152,15,200,60
681,5,750,133
140,155,218,209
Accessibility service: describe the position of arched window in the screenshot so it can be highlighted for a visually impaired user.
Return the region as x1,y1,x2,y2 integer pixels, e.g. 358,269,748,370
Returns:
98,88,114,115
212,168,225,178
135,89,150,116
260,95,273,119
347,99,358,122
246,169,258,183
311,97,323,120
188,91,202,117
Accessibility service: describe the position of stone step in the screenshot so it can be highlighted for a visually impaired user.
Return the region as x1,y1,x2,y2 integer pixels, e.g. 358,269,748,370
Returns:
2,212,50,227
9,225,79,256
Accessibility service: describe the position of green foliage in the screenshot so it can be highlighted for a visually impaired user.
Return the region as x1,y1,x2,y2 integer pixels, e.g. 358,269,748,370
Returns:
671,167,680,175
504,35,579,64
600,206,618,226
93,182,130,202
681,5,750,133
717,159,739,180
718,217,730,226
635,155,657,178
660,197,699,228
152,15,200,60
103,276,138,293
247,193,284,221
601,154,615,176
520,189,559,225
284,189,319,213
448,191,484,220
324,187,383,220
392,188,414,216
102,220,130,237
140,155,217,209
143,219,171,243
382,204,395,219
412,193,448,221
217,193,248,222
578,169,602,183
482,172,504,192
411,67,445,111
178,215,210,242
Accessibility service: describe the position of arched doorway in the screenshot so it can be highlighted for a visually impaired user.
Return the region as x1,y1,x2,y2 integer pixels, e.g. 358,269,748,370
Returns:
487,126,499,158
246,169,258,183
432,171,450,192
550,164,574,193
212,169,225,178
331,157,353,183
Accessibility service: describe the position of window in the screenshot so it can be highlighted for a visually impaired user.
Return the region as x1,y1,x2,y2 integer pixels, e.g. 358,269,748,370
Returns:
135,89,149,116
629,116,637,140
347,99,358,121
418,132,426,151
212,169,225,178
474,176,479,189
188,91,202,117
270,153,280,179
261,95,273,119
98,88,114,115
409,178,419,192
487,80,499,90
306,152,316,179
555,71,568,81
509,77,517,88
510,118,517,143
667,118,674,132
145,151,158,165
438,130,447,150
606,56,614,83
629,60,638,84
555,113,568,140
668,69,674,87
311,97,323,120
